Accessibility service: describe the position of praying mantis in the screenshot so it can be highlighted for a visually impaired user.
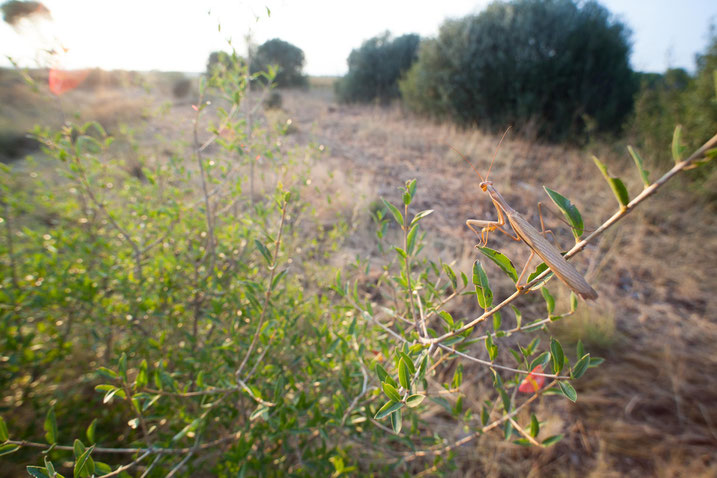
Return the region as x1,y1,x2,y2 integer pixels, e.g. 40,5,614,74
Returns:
456,132,598,300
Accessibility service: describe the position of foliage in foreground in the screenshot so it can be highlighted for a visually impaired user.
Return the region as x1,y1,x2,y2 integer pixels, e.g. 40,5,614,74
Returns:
399,0,636,140
1,43,716,477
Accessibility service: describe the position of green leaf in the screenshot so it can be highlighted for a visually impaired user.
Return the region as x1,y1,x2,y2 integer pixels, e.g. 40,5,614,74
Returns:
544,187,584,238
390,409,402,434
481,405,489,425
492,311,502,331
0,415,8,441
576,339,585,359
26,466,50,478
527,262,553,287
398,358,410,390
135,359,148,389
254,239,272,265
442,264,457,289
592,156,629,208
383,382,401,402
374,400,403,419
472,260,492,309
512,306,522,329
529,351,551,371
405,394,425,408
672,125,685,163
476,246,518,282
438,310,454,328
550,338,564,375
0,443,20,456
118,353,127,382
73,445,95,478
86,419,97,444
406,224,419,255
398,352,416,374
410,209,434,227
627,145,650,187
541,434,564,446
375,363,389,382
407,179,417,201
570,292,578,312
530,413,540,437
558,381,577,402
44,406,57,444
452,364,463,388
541,287,555,316
381,198,404,226
571,354,590,379
96,367,118,380
589,357,605,368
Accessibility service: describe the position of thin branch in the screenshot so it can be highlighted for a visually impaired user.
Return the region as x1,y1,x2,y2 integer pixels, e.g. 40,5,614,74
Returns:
235,199,289,379
421,133,717,345
101,450,151,478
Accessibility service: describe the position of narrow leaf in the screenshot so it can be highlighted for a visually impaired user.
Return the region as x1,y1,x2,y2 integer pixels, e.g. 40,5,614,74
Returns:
0,443,20,456
383,383,401,402
550,338,564,375
541,287,555,316
390,409,402,434
86,419,97,444
410,209,434,227
530,413,540,437
405,394,425,408
558,381,578,402
398,358,410,390
44,406,57,444
544,187,584,238
374,400,403,419
627,146,650,187
571,354,590,379
592,156,629,208
0,416,8,441
472,260,492,309
381,198,404,226
476,246,518,282
672,125,684,163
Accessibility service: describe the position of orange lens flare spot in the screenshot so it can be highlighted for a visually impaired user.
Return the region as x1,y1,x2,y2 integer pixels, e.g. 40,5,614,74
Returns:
48,69,89,96
518,364,546,393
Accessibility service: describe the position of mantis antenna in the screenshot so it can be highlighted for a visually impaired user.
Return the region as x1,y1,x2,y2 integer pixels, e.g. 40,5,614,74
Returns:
485,125,512,182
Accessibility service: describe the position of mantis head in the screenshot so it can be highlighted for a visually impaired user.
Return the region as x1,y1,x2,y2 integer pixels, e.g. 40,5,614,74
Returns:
479,180,492,192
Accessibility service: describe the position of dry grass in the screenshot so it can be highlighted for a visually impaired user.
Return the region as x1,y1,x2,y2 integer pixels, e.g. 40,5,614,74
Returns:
3,71,716,476
275,88,717,476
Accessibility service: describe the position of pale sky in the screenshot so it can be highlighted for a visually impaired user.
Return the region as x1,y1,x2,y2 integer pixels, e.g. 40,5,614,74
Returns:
1,0,715,75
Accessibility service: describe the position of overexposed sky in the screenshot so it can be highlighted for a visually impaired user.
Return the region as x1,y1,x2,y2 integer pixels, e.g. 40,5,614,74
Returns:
1,0,715,75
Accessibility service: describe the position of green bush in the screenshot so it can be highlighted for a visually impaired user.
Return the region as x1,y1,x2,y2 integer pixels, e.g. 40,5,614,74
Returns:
250,38,307,88
0,53,362,477
335,32,420,104
399,0,636,140
631,34,717,168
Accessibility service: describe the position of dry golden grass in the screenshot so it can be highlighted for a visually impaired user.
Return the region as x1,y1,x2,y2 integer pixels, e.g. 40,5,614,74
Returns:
275,88,717,476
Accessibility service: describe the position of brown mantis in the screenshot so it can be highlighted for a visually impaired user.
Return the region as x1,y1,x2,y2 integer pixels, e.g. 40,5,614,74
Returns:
456,132,598,300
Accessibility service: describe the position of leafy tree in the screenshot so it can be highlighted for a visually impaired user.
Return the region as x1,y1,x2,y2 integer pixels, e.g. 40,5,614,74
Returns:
400,0,636,140
250,38,307,88
632,31,717,165
335,32,420,104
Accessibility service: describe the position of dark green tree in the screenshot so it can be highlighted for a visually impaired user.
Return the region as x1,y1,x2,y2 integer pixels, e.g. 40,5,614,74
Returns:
400,0,636,140
250,38,307,88
335,32,420,104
